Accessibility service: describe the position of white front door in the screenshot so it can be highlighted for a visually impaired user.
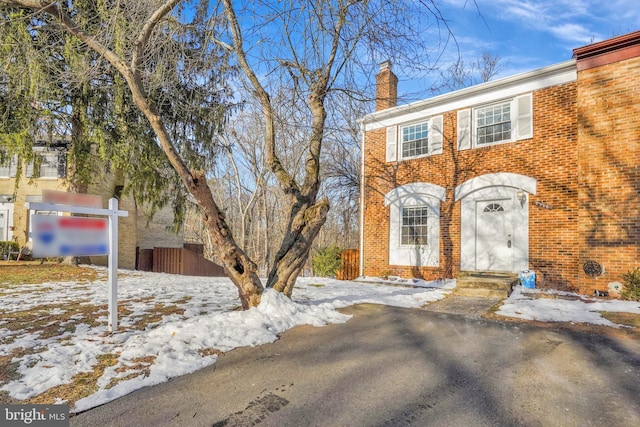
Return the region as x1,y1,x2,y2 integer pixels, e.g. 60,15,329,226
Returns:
457,173,534,273
475,198,514,271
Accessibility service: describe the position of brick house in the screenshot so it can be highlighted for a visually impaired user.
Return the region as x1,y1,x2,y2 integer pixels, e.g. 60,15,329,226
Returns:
0,142,184,268
359,31,640,294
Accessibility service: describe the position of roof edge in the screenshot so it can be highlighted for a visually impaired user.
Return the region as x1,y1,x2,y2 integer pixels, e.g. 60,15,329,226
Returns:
573,30,640,59
573,30,640,71
360,59,576,125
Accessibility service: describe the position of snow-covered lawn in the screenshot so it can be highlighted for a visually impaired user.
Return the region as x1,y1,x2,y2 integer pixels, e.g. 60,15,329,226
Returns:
1,268,639,413
497,285,640,326
0,269,453,412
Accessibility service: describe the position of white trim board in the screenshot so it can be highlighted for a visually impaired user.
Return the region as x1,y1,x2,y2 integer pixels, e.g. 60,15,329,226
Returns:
362,60,576,132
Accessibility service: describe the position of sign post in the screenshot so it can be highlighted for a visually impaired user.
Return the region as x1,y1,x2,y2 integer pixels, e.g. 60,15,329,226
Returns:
108,198,119,332
27,192,128,332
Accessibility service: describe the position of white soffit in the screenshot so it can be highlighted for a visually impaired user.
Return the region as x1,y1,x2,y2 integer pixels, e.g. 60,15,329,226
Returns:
363,60,577,132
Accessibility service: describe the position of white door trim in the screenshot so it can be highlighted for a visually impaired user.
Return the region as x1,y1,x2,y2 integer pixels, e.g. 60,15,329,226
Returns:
456,173,535,272
0,202,14,241
454,172,536,201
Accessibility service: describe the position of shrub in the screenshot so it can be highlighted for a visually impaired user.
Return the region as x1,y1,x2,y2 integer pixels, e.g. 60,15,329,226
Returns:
0,241,19,256
311,245,343,277
621,267,640,301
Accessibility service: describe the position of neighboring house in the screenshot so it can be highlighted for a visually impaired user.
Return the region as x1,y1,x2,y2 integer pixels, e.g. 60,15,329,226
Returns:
0,142,184,268
359,31,640,295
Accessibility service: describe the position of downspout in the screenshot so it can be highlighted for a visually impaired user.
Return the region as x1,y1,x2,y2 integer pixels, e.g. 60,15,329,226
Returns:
359,121,366,277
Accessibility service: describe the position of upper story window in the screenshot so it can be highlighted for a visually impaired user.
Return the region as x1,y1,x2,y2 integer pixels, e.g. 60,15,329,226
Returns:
401,122,429,159
385,115,444,162
458,93,533,151
26,148,66,179
476,102,512,145
401,206,429,245
0,154,18,178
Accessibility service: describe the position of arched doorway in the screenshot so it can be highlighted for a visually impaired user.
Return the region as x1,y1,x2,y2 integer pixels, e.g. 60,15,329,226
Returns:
455,173,536,272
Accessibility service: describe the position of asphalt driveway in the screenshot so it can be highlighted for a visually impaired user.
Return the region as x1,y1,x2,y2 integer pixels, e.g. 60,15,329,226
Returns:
71,303,640,426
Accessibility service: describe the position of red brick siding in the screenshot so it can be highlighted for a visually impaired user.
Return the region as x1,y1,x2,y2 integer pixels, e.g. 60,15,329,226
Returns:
363,82,580,290
577,56,640,294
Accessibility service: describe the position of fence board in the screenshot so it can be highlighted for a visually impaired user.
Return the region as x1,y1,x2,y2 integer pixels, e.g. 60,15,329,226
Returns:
140,246,226,277
336,249,359,280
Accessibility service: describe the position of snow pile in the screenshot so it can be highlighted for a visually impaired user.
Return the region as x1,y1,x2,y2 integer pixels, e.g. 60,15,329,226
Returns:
354,276,456,290
497,286,640,325
73,289,353,411
0,271,450,412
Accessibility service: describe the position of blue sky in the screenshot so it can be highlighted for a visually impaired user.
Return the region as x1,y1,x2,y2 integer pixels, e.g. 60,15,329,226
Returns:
398,0,640,101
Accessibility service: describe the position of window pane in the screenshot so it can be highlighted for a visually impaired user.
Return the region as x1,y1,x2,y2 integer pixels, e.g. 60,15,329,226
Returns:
401,206,428,245
476,102,512,145
401,122,429,158
0,154,17,177
39,152,60,178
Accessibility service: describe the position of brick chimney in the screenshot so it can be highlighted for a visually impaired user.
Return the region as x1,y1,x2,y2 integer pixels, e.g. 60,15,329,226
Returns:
375,60,398,111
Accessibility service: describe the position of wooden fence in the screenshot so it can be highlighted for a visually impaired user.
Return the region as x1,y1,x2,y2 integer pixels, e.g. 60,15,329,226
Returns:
336,249,359,280
136,246,226,277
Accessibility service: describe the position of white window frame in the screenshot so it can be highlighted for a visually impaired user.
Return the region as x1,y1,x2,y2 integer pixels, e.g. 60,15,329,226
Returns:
26,148,65,179
400,121,429,160
0,154,18,178
384,183,445,268
400,206,430,246
458,93,533,151
474,100,513,146
386,115,443,162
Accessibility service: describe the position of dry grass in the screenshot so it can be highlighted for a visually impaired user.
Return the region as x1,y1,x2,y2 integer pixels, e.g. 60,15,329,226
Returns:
0,261,100,286
599,311,640,329
0,263,199,409
28,354,120,405
107,356,157,389
2,302,106,338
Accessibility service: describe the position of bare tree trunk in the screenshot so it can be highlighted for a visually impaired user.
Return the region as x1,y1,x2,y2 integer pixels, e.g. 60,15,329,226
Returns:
262,187,270,272
267,198,329,296
189,173,263,308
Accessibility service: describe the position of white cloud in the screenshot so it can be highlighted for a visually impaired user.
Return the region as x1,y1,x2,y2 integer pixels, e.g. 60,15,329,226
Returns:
549,23,598,44
474,0,606,43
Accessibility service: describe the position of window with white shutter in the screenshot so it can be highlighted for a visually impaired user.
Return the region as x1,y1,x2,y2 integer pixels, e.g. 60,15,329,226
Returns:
428,115,443,155
386,125,398,162
467,93,533,148
457,109,471,151
389,115,444,162
0,154,18,178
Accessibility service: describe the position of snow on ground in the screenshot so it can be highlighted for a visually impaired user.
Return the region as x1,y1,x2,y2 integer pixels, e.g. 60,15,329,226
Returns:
1,269,639,413
0,270,453,412
497,285,640,326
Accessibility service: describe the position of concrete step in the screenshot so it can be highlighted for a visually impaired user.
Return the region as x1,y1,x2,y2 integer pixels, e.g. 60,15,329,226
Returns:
452,287,512,299
456,277,515,290
458,271,516,279
454,271,519,298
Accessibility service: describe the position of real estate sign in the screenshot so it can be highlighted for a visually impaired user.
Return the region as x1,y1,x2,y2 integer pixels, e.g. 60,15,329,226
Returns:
27,196,127,332
42,189,102,208
31,215,108,258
